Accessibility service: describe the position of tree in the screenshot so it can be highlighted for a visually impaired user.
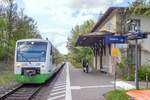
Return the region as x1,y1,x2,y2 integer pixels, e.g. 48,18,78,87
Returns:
0,16,8,60
0,0,42,61
0,0,18,61
67,20,95,68
14,9,40,40
53,50,65,65
130,0,150,16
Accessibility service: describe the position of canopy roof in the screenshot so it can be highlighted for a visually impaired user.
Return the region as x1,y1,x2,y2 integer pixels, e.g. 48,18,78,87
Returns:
76,31,113,47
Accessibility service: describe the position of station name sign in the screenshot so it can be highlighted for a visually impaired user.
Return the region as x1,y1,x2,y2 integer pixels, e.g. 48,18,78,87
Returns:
127,32,148,40
104,35,127,44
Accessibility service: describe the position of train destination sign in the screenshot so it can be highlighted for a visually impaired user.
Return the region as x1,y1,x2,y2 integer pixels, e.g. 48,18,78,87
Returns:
104,35,127,44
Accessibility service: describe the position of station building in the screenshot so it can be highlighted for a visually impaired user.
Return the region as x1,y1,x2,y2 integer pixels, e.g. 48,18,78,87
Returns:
76,7,150,75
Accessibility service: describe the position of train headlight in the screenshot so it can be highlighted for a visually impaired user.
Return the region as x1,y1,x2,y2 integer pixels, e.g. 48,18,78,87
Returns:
16,63,21,67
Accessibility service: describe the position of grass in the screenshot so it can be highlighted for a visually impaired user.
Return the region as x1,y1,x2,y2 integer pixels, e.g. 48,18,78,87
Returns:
105,90,130,100
0,71,15,85
0,61,15,86
71,62,82,68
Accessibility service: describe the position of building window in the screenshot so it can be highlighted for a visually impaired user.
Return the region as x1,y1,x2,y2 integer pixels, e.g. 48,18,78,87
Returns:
128,19,141,32
106,21,112,31
127,44,141,66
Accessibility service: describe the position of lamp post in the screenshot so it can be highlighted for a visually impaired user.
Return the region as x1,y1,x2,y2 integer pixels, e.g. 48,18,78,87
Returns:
127,19,140,89
135,38,139,89
131,20,139,89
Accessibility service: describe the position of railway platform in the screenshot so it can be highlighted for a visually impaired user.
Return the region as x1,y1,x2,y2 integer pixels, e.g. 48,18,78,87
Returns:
47,62,144,100
69,63,114,100
47,62,115,100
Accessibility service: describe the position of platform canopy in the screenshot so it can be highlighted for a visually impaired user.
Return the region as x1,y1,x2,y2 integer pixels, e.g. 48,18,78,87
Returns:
76,31,113,47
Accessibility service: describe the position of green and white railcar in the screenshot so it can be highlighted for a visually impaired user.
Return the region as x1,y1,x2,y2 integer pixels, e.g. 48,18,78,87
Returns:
14,39,59,84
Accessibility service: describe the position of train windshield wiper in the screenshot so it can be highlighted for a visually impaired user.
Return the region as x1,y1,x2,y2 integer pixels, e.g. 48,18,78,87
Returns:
18,45,31,63
20,52,31,63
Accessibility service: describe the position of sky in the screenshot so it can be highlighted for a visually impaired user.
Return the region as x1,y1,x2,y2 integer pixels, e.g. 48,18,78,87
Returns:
16,0,134,55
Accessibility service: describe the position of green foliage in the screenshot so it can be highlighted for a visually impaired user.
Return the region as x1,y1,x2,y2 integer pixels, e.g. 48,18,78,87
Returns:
130,0,150,16
117,56,134,79
138,65,150,81
0,0,42,61
68,47,93,68
53,49,65,65
127,74,135,81
126,65,150,81
117,56,150,81
105,90,130,100
67,20,95,68
0,71,15,85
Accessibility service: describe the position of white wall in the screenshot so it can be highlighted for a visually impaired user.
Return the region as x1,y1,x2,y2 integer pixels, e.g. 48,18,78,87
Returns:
140,35,150,52
131,16,150,32
140,16,150,32
141,50,150,65
101,45,113,74
131,16,150,51
131,16,150,65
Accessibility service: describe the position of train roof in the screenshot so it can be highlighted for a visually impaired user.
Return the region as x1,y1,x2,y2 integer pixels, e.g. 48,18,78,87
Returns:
16,39,59,54
16,39,56,48
16,39,50,43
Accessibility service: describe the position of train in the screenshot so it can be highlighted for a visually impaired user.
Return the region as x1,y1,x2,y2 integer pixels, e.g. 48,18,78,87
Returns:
14,39,62,84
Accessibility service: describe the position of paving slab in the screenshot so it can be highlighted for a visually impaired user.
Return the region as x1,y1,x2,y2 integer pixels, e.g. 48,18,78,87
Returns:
47,63,149,100
68,63,114,100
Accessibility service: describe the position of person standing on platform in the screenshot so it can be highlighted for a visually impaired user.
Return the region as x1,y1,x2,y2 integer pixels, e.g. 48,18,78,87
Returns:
82,57,89,73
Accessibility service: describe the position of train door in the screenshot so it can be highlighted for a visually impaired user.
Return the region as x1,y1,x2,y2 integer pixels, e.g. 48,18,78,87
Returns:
50,44,53,67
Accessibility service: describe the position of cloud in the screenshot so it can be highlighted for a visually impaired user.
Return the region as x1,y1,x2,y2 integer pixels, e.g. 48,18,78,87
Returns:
70,0,113,9
22,0,127,54
116,0,124,4
0,0,2,2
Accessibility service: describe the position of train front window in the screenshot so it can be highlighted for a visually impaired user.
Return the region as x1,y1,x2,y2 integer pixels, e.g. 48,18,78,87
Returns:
17,41,47,62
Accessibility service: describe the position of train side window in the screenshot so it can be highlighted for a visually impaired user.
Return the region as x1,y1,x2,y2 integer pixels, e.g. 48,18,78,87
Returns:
50,46,53,55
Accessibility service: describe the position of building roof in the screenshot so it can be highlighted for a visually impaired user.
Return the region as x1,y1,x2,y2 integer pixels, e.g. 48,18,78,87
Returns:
91,7,126,32
76,31,113,47
76,7,125,47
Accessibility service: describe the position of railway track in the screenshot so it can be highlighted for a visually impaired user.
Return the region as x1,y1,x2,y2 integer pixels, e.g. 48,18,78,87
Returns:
0,63,65,100
0,83,44,100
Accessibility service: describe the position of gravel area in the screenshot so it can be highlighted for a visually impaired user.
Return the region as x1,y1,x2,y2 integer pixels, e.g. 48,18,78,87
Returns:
31,66,64,100
0,81,19,94
0,80,18,91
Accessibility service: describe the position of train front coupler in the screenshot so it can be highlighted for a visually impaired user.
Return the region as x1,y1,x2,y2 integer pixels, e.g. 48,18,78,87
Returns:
21,67,40,76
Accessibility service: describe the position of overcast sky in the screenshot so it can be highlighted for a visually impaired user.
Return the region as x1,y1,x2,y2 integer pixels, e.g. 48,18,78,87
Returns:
16,0,134,54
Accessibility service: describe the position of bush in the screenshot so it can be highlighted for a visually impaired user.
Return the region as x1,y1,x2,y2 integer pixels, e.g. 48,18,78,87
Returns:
71,61,82,68
117,56,134,79
0,71,15,85
138,65,150,81
126,65,150,81
127,74,135,81
105,90,130,100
